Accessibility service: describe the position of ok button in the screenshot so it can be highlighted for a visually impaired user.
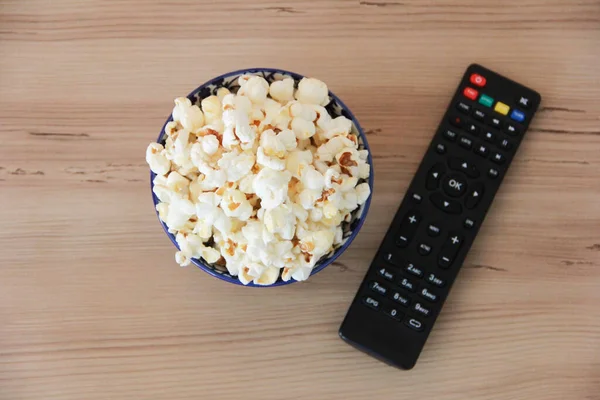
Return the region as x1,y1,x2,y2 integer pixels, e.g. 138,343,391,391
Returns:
442,174,467,197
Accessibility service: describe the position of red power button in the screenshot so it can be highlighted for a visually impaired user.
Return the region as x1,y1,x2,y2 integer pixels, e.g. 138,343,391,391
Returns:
470,73,486,87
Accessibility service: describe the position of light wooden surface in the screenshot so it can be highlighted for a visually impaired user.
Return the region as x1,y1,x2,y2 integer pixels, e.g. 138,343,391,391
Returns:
1,1,600,399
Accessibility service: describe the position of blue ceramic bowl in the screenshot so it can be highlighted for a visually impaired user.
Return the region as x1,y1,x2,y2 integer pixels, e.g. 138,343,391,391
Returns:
150,68,374,286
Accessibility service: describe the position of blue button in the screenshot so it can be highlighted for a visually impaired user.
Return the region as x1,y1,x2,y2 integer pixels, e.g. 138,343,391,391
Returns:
510,109,525,122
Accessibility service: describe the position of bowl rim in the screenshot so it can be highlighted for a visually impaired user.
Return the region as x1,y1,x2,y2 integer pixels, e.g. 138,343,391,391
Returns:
150,67,374,287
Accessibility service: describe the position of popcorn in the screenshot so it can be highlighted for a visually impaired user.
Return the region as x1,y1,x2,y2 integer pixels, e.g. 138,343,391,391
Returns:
291,117,316,140
322,116,352,140
239,75,269,104
201,96,222,124
146,73,371,284
146,143,171,175
217,150,255,182
172,97,205,133
253,167,291,210
263,203,296,240
269,77,294,103
286,150,313,179
355,182,371,205
295,77,329,106
221,189,253,221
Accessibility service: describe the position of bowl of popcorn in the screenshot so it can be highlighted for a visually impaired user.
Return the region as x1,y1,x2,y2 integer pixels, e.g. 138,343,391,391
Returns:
146,68,373,286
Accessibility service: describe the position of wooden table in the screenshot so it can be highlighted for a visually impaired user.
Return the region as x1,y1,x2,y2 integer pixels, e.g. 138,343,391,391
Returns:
1,1,599,399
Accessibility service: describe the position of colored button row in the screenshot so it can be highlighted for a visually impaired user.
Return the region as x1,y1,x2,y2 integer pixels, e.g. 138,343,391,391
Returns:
462,86,526,122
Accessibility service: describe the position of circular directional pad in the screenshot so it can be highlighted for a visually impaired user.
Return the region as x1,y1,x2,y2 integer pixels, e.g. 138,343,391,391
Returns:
442,173,468,198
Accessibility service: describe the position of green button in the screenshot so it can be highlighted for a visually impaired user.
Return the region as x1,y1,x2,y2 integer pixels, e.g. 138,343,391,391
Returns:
479,94,494,108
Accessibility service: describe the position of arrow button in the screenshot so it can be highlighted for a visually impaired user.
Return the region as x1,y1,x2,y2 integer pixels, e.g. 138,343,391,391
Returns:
430,192,462,214
465,182,485,209
426,163,446,190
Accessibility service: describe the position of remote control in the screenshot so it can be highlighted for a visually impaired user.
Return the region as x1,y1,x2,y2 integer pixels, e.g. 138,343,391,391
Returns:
339,64,541,369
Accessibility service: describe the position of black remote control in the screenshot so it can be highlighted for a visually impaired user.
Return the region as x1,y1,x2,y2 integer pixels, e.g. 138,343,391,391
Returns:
339,64,541,369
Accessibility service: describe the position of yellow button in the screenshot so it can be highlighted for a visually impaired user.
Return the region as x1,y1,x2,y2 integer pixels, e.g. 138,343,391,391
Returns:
494,102,510,115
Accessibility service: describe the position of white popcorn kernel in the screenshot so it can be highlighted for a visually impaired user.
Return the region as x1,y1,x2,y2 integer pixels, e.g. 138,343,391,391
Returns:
334,226,344,245
298,188,321,210
172,97,192,122
164,121,180,137
263,203,296,240
218,151,255,182
291,202,309,222
358,149,369,160
260,129,286,158
300,165,325,192
254,267,280,285
146,143,171,176
201,95,222,124
316,136,354,162
193,221,213,241
201,134,220,155
355,182,371,205
358,162,370,179
286,150,313,179
341,191,359,211
277,129,297,151
152,175,171,203
301,229,335,257
295,77,329,106
310,105,332,129
234,95,252,114
202,247,221,264
253,168,292,209
200,168,226,191
292,266,312,281
156,202,169,222
175,251,191,267
257,146,286,171
234,117,256,145
166,171,190,197
238,173,256,194
323,116,352,139
167,197,196,230
182,105,205,133
310,207,323,222
324,168,342,188
222,127,239,150
339,175,359,192
221,189,253,221
240,76,269,104
269,78,295,103
216,87,231,101
238,265,255,285
289,102,317,122
291,117,316,140
322,202,338,220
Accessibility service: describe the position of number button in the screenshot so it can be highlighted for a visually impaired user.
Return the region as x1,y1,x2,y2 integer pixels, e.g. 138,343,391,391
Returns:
420,288,438,302
399,277,416,292
369,281,387,296
427,273,445,287
378,267,395,282
391,291,411,307
405,262,424,278
413,302,432,317
383,304,404,321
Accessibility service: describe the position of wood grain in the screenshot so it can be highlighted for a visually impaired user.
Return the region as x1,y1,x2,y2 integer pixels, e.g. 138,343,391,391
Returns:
1,1,599,399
